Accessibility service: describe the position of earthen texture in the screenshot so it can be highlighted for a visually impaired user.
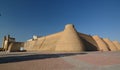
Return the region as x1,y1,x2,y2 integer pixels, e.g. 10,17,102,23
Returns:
2,24,120,52
103,38,118,51
92,35,109,51
112,41,120,50
55,24,84,52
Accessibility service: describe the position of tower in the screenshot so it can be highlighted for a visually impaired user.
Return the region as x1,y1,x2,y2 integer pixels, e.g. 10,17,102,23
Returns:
55,24,85,52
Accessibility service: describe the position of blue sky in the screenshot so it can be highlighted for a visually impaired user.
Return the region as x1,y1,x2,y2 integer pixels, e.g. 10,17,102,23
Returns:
0,0,120,47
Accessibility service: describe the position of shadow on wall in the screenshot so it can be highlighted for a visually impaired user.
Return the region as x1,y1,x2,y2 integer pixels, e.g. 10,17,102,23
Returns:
102,39,111,51
0,52,87,64
81,38,98,51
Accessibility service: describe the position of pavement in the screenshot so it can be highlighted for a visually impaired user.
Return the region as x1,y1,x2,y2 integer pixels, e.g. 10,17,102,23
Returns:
0,51,120,70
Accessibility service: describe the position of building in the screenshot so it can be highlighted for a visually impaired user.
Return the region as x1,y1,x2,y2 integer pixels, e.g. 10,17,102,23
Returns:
1,24,120,52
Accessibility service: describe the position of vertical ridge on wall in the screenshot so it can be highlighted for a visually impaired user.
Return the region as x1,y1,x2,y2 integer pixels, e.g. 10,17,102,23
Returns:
103,38,118,51
112,41,120,50
92,35,109,51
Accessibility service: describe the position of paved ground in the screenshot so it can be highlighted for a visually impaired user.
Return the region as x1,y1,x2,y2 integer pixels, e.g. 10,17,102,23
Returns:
0,51,120,70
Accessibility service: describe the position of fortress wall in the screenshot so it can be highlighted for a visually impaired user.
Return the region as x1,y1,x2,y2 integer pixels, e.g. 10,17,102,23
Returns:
3,24,120,52
37,32,62,51
39,31,63,39
24,38,47,51
24,40,37,51
55,24,85,52
79,33,98,51
92,35,109,51
103,38,118,51
7,42,24,52
112,41,120,50
24,32,62,51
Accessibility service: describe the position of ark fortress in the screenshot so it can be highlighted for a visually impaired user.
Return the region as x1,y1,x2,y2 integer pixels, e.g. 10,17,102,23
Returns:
2,24,120,52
